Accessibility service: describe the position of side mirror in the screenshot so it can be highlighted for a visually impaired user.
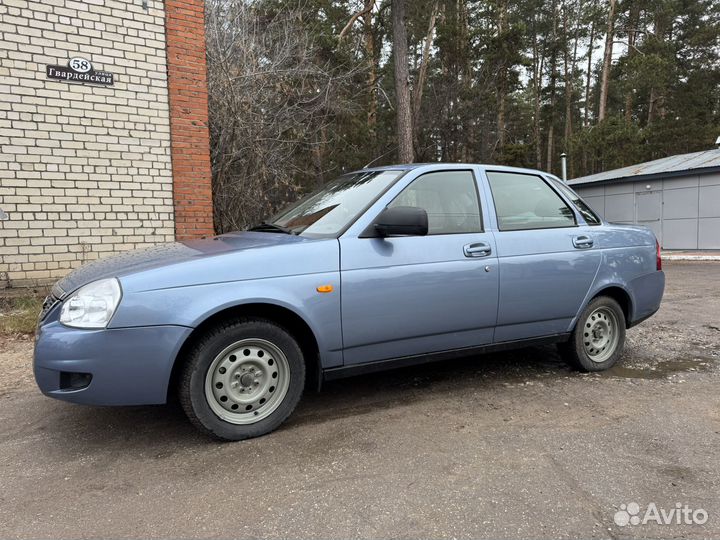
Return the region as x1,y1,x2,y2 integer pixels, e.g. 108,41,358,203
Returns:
365,206,428,237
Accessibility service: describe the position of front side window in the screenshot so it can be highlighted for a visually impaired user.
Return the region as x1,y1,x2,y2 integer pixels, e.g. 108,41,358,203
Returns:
271,170,403,237
486,171,576,231
389,171,482,234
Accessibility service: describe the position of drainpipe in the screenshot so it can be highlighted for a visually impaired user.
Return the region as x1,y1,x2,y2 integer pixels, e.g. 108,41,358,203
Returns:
560,152,568,182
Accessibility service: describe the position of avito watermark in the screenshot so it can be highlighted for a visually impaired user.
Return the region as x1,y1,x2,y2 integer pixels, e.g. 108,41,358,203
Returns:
614,502,708,527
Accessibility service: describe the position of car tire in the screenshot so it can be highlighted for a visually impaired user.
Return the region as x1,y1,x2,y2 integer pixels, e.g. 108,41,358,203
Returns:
179,318,305,441
558,296,626,372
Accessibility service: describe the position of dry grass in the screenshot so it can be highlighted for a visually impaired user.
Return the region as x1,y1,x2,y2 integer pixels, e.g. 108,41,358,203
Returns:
0,295,44,336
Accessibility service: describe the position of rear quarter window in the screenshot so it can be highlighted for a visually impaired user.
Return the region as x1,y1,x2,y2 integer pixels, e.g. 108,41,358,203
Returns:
549,178,602,226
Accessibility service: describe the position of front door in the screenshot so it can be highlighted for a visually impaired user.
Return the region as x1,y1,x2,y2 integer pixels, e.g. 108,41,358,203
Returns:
339,170,499,365
484,170,602,342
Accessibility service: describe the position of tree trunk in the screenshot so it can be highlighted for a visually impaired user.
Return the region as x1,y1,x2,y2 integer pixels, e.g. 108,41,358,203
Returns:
564,0,581,179
647,11,667,125
392,0,414,163
598,0,616,122
412,1,439,154
624,2,640,124
532,13,546,170
496,0,507,150
562,5,571,148
584,13,596,127
546,124,554,173
312,123,327,188
459,0,473,160
648,86,658,125
363,0,378,143
547,1,558,172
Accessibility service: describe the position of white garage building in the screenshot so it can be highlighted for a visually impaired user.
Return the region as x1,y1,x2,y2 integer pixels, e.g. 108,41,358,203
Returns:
569,148,720,250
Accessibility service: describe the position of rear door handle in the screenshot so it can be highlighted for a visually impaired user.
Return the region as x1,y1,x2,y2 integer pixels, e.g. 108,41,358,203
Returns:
463,242,492,258
573,235,594,249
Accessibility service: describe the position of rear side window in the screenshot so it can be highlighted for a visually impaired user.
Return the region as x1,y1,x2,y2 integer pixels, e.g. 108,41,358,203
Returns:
550,178,602,225
389,170,482,234
486,171,576,231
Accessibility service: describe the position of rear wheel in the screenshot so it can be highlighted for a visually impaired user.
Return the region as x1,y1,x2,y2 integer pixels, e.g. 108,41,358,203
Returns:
559,296,626,372
179,318,305,440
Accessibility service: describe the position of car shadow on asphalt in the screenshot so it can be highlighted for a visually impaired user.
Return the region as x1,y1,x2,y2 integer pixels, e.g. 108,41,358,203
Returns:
289,345,571,427
36,345,571,450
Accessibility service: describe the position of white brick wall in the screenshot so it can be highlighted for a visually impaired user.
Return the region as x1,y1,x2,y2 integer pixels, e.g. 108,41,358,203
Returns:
0,0,174,288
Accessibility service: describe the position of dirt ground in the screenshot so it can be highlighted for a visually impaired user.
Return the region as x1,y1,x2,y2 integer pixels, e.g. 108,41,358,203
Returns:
0,262,718,539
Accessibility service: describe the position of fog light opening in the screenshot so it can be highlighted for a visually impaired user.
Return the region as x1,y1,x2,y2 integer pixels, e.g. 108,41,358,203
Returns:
59,372,92,390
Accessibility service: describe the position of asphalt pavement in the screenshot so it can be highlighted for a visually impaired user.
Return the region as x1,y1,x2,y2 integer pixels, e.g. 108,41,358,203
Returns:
1,261,719,539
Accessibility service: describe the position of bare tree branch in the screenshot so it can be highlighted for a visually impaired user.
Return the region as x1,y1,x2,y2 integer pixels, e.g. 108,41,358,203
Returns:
338,0,375,40
206,0,361,233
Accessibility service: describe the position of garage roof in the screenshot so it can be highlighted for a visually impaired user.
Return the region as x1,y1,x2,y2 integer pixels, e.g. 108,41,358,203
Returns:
569,148,720,186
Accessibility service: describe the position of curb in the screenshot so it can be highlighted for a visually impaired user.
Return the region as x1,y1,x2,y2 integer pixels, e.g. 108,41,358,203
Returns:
663,255,720,261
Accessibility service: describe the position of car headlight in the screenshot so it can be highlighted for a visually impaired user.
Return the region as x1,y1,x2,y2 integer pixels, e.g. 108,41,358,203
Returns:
59,278,122,329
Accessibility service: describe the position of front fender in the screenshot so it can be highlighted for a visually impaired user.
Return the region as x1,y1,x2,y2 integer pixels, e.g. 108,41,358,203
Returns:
109,273,343,368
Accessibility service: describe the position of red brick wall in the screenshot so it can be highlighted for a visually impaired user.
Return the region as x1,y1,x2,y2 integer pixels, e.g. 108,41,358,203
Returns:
165,0,215,239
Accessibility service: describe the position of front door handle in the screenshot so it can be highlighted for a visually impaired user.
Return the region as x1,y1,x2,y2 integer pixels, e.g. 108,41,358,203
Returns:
464,242,492,258
573,235,594,249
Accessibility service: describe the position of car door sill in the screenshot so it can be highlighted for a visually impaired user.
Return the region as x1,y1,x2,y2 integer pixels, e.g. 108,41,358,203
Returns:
323,333,572,381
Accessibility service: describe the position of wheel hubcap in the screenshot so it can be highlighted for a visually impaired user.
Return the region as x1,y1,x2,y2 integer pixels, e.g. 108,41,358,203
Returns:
205,338,290,425
582,307,619,363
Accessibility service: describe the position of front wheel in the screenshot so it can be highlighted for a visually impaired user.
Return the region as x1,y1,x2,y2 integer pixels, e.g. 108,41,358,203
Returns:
558,296,626,372
179,318,305,441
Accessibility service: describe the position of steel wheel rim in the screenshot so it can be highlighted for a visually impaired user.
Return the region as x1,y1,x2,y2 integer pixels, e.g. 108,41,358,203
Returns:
204,338,290,425
582,307,619,363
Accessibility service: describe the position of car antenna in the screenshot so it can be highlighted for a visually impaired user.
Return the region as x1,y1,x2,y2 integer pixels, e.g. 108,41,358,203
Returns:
363,146,398,169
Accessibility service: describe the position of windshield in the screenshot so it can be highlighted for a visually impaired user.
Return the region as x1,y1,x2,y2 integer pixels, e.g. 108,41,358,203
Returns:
550,178,602,225
268,170,404,237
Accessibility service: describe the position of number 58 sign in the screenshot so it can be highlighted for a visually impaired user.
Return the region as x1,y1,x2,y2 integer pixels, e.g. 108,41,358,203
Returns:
68,57,92,73
46,56,114,86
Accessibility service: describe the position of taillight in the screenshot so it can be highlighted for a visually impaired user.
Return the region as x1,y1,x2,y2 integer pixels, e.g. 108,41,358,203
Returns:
656,239,662,271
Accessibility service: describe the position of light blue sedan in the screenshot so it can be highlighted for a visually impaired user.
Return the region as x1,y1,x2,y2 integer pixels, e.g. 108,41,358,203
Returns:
34,164,665,440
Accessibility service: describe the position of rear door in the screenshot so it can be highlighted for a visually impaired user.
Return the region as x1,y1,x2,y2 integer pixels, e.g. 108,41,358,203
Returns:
483,170,602,342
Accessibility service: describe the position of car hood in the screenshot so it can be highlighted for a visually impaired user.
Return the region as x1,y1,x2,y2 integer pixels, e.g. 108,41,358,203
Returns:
55,232,319,295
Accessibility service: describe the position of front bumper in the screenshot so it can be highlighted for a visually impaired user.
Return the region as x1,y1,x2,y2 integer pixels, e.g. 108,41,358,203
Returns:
33,321,193,406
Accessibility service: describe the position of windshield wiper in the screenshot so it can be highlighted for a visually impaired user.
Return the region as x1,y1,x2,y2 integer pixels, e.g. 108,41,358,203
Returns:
248,222,295,235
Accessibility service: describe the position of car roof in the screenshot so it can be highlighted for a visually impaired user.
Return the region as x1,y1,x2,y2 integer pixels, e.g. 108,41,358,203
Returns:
355,162,554,177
